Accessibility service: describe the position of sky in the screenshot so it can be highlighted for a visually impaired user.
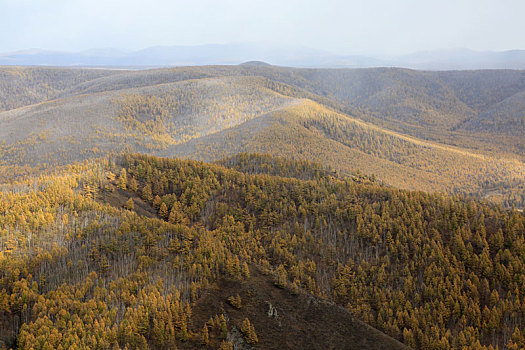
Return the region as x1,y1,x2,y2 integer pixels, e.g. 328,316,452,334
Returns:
1,0,524,55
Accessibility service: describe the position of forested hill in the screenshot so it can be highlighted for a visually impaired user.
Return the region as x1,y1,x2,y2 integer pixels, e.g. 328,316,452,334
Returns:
0,153,524,349
0,65,524,208
1,65,524,145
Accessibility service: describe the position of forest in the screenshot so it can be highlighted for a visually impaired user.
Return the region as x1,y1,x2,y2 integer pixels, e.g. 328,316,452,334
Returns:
0,64,524,349
0,153,524,349
0,66,524,209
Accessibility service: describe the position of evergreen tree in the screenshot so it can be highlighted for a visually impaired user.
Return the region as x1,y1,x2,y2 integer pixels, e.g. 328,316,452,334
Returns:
241,318,258,344
117,168,128,190
124,197,134,211
142,183,153,202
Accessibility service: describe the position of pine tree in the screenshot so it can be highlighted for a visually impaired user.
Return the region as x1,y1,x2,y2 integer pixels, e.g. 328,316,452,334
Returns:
159,202,169,219
201,324,209,345
227,294,242,309
242,262,251,279
219,314,228,340
274,265,287,288
169,202,186,224
241,318,258,344
218,341,233,350
117,168,128,190
142,184,153,202
153,195,162,210
124,198,134,211
128,176,138,192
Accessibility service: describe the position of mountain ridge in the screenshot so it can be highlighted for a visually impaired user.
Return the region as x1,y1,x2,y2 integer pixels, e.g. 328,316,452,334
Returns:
0,64,523,208
2,44,525,69
1,62,525,349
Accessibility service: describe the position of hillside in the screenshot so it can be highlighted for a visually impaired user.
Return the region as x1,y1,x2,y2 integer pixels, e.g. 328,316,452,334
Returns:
2,65,523,139
1,153,524,349
0,75,295,173
0,66,120,112
2,64,523,156
169,99,525,208
0,65,524,209
240,67,525,152
462,89,525,136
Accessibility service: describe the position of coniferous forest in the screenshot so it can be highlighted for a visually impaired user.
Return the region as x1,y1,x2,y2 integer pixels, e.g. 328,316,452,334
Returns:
3,0,525,346
0,63,524,349
0,152,524,349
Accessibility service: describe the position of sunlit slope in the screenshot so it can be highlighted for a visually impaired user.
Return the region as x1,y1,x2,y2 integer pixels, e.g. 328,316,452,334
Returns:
2,65,523,136
169,99,525,204
2,65,523,156
0,76,296,171
1,66,524,206
80,65,523,155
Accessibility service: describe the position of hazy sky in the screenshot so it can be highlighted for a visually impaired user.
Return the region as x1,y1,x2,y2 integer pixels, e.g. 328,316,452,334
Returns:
1,0,524,55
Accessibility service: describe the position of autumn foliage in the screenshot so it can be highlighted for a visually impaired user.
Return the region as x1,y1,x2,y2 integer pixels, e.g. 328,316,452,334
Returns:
0,153,523,349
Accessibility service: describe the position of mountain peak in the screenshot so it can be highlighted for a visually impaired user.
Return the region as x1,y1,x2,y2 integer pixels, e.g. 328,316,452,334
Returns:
240,60,272,66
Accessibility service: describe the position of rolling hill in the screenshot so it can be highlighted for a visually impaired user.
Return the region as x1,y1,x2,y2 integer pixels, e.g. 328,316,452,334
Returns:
0,66,119,112
3,65,523,154
0,65,524,208
0,75,295,169
1,63,525,349
1,153,524,349
167,99,525,206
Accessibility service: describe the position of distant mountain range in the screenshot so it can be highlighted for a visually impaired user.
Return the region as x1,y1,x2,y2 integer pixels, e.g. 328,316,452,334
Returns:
1,44,524,69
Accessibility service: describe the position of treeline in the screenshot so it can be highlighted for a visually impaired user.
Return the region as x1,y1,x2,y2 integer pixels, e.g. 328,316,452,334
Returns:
217,153,339,182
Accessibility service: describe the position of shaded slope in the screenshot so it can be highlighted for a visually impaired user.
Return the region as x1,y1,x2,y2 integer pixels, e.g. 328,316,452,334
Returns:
0,66,122,111
168,99,525,206
0,76,296,171
462,89,525,135
191,270,410,350
284,68,476,128
435,69,525,112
